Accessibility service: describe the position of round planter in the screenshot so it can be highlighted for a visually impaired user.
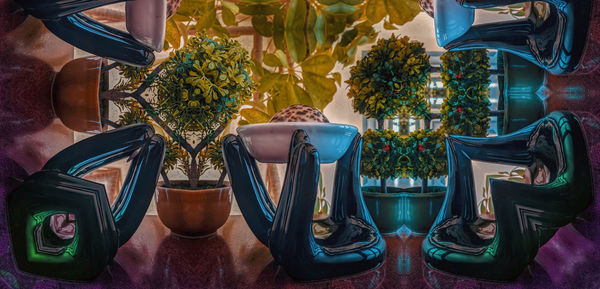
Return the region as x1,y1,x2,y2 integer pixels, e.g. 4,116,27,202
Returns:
501,52,545,134
363,186,446,235
155,180,232,238
52,56,102,133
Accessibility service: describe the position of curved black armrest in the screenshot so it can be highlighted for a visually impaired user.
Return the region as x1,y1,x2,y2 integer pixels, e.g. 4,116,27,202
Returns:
42,13,155,67
16,0,125,20
43,124,165,246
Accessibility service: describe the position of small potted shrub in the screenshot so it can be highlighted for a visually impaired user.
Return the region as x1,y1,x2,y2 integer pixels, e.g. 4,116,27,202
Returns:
403,129,447,233
108,34,254,237
347,35,432,234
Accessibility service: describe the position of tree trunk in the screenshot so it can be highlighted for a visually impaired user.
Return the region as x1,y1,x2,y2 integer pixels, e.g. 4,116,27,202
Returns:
189,156,199,188
421,178,429,194
380,177,388,194
377,119,387,193
160,170,171,188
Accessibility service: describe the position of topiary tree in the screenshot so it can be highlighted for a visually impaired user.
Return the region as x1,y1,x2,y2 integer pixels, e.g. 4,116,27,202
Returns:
105,33,255,189
440,49,491,137
405,129,447,193
347,34,431,193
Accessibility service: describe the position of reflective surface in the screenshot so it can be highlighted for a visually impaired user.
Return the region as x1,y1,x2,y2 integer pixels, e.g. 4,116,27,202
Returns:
223,130,385,281
7,124,166,280
442,0,593,74
423,112,593,281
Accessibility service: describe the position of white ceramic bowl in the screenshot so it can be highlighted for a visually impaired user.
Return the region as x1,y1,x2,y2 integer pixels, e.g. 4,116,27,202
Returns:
236,123,358,164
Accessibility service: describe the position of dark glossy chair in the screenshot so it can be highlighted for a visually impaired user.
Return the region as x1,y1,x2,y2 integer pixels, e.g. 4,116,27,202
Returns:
7,124,165,281
422,111,593,280
433,0,591,74
14,0,158,66
222,130,386,281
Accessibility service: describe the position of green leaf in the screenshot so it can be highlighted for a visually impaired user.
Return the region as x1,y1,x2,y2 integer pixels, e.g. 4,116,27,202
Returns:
240,108,271,123
252,15,273,36
165,18,181,49
273,7,285,50
323,3,359,15
285,0,308,63
239,0,281,3
366,0,386,24
222,5,237,26
274,49,289,67
383,20,396,30
258,72,286,93
222,1,240,13
263,52,283,67
314,11,327,49
238,4,278,15
386,0,421,26
293,84,313,107
332,72,342,85
302,72,336,110
301,54,335,75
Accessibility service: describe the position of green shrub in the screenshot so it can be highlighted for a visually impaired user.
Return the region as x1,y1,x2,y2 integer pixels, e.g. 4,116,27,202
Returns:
360,129,405,179
440,49,491,136
347,35,431,120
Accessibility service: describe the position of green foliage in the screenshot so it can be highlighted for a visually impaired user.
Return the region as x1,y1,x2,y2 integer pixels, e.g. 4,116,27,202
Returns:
156,34,254,139
206,137,224,173
347,35,431,121
405,129,447,180
440,49,491,137
165,0,423,125
360,129,405,179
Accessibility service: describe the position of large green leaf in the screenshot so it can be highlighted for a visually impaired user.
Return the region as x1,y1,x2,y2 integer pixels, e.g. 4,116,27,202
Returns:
285,0,308,63
386,0,421,26
222,5,237,26
301,54,335,75
366,0,386,23
238,4,278,15
252,15,274,36
239,0,281,3
258,71,286,93
240,108,271,123
302,72,336,110
273,8,286,50
165,18,181,49
263,52,283,67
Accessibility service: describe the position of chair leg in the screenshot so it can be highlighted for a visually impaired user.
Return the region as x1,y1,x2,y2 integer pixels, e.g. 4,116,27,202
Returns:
222,134,276,246
269,143,320,277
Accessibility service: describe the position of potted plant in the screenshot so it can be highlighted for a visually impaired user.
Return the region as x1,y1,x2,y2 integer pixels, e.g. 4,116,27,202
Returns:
403,129,447,233
105,34,254,237
346,35,433,234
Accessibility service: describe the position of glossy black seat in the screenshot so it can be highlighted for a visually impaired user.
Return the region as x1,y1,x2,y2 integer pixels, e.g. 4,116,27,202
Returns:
222,130,385,281
423,111,593,280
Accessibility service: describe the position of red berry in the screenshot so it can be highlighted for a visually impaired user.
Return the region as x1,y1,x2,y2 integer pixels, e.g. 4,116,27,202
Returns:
384,144,391,151
418,144,424,151
457,72,462,79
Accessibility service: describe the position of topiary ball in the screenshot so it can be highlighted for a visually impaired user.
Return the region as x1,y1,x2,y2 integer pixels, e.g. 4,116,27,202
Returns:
155,34,255,139
346,34,431,121
360,129,405,179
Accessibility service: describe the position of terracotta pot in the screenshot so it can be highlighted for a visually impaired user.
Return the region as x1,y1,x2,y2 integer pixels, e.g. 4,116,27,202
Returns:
155,180,232,238
52,56,102,133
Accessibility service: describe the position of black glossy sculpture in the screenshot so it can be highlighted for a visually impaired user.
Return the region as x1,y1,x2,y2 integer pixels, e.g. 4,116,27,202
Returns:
42,13,155,67
422,111,593,281
222,130,385,281
446,0,591,74
14,0,155,66
7,124,165,281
